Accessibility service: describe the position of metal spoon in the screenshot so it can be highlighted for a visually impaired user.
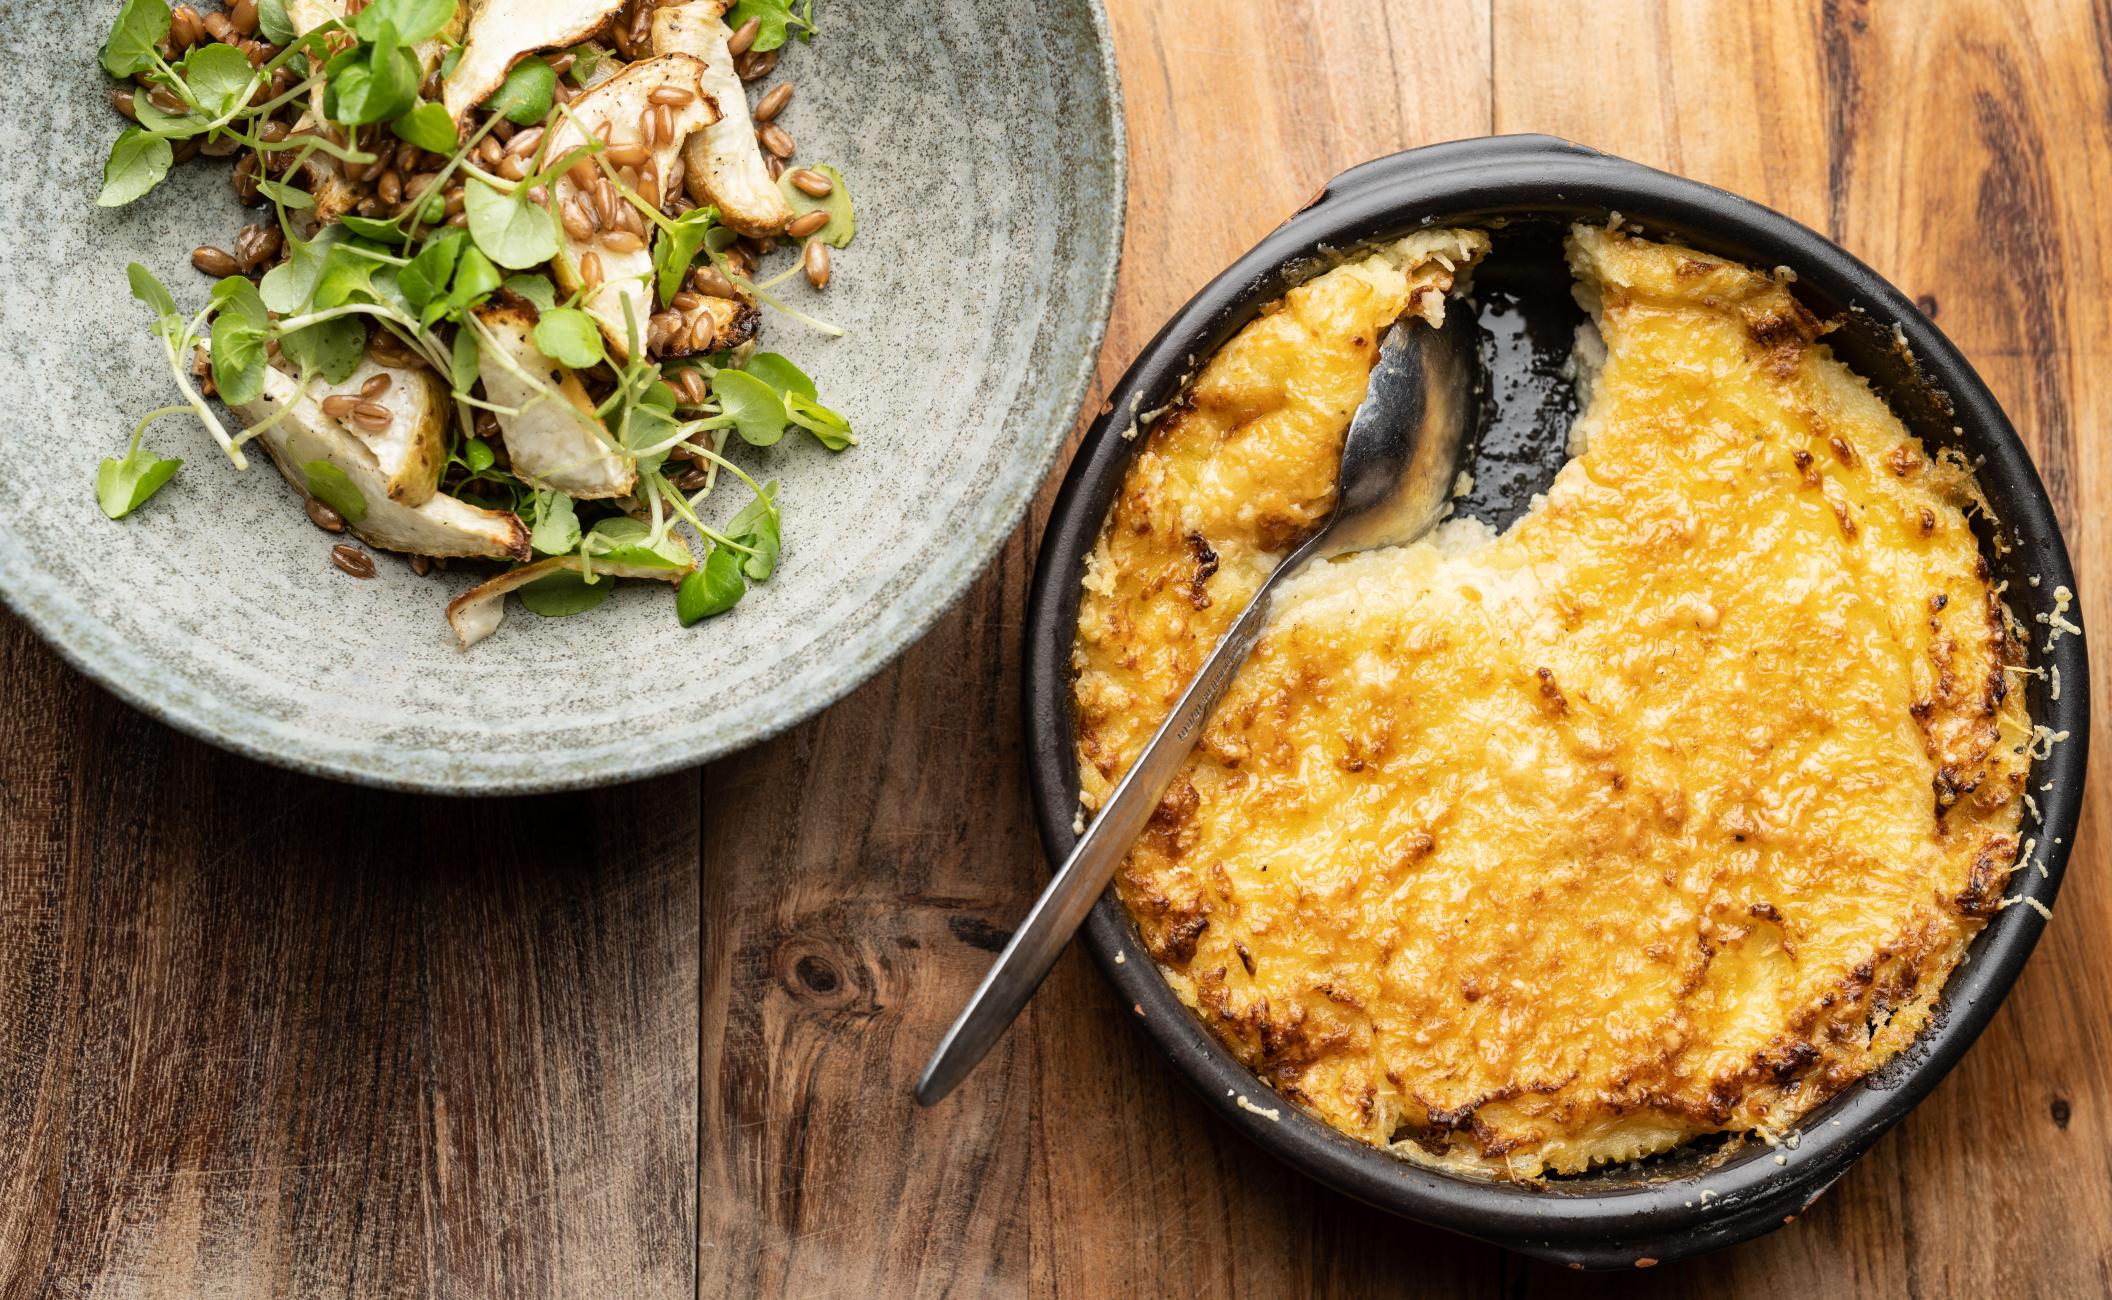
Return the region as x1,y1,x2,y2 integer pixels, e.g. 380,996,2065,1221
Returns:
915,310,1480,1106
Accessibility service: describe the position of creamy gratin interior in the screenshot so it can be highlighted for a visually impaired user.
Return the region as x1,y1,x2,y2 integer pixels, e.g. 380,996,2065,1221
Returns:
1071,224,2032,1178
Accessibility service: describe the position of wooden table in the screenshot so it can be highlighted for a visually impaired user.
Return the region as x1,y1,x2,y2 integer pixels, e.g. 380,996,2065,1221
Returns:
4,1,2106,1295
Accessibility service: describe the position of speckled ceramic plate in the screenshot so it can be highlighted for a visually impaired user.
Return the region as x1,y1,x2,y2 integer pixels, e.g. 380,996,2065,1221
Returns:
0,2,1123,793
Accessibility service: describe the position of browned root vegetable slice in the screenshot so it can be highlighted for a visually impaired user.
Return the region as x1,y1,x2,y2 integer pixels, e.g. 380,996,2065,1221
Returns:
232,368,531,561
543,54,718,359
650,2,795,236
472,303,638,499
445,551,691,647
303,356,449,505
444,0,630,123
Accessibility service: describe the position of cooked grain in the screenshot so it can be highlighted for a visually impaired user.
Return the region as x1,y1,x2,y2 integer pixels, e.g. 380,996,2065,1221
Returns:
789,168,832,197
691,265,736,298
602,229,645,254
736,48,778,82
727,15,762,56
320,394,362,421
560,199,595,241
351,402,393,432
331,544,377,579
305,496,345,532
191,246,239,276
787,209,828,238
758,123,795,159
359,373,393,399
803,239,830,289
233,223,281,271
755,83,793,122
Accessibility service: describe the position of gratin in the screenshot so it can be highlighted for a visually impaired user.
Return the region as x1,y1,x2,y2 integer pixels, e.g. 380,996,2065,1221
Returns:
1071,224,2032,1178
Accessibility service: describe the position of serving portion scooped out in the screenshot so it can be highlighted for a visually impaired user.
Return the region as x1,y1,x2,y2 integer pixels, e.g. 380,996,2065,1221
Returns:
1071,222,2036,1179
94,0,856,645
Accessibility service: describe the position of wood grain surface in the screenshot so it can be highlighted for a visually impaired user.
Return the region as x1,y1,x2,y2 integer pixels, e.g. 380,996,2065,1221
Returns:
3,1,2107,1296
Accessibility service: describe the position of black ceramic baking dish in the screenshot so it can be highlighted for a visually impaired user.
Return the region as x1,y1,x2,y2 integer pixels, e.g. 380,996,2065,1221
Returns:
1020,136,2090,1269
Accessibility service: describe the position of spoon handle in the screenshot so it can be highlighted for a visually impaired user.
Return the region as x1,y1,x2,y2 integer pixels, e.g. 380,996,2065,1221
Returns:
915,527,1326,1106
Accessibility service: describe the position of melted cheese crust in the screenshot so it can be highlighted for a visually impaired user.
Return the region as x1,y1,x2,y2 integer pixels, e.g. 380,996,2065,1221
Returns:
1072,225,2030,1178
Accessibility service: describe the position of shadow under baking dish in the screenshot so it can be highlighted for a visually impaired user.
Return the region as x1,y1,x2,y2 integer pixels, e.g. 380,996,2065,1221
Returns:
1019,137,2090,1270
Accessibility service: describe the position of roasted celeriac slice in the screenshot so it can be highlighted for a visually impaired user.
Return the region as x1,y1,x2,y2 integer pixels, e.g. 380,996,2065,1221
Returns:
544,55,718,359
444,0,629,123
472,303,637,499
445,541,693,648
234,368,531,560
303,355,448,505
650,1,795,236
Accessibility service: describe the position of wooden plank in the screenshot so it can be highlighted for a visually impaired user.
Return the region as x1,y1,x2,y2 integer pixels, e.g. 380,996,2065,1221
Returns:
696,2,1498,1296
0,620,699,1298
1495,0,2112,1294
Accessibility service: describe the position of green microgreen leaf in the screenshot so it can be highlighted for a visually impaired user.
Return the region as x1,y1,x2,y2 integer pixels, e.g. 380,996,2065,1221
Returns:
623,380,679,474
564,42,609,85
726,479,780,580
391,100,458,153
256,0,298,46
127,263,180,325
518,569,614,616
279,316,369,382
400,229,465,310
651,206,718,307
584,516,688,569
353,0,455,46
324,26,421,126
463,176,559,269
312,240,385,309
97,445,183,520
182,41,259,118
447,244,503,311
778,164,854,248
532,306,604,368
98,129,174,208
450,321,481,389
502,272,557,311
677,544,745,624
260,225,344,313
483,55,555,125
253,176,317,209
784,389,854,450
740,352,816,400
713,368,787,446
528,488,580,555
725,0,816,53
101,0,173,77
335,214,406,241
461,435,495,472
302,460,369,522
208,276,271,407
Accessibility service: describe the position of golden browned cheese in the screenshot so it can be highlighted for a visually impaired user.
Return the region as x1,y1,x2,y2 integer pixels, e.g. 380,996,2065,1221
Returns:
1071,224,2031,1178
